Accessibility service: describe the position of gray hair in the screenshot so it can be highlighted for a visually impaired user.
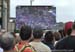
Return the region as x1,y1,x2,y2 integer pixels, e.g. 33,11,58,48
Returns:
0,32,15,50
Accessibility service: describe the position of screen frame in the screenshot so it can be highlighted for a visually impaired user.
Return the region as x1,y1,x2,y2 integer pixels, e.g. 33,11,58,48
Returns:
16,5,56,30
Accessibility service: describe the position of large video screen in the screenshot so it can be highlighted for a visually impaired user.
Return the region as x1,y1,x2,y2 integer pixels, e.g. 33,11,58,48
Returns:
16,6,56,30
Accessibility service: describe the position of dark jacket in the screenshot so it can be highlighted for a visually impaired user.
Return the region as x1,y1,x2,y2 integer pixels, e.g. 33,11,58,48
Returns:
42,41,55,50
55,36,75,52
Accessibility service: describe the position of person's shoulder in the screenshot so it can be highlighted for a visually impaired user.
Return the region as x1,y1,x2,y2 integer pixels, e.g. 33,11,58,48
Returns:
29,42,33,44
41,42,51,50
55,37,70,49
43,45,51,52
30,42,51,52
41,42,50,48
14,43,22,51
57,37,68,44
24,47,33,52
14,43,34,52
29,42,35,46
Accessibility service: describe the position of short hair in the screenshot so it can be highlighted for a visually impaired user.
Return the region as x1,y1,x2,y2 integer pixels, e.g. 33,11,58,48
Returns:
44,31,54,42
66,28,72,36
20,25,32,40
0,32,15,50
33,28,43,39
54,32,61,41
58,30,64,38
72,22,75,30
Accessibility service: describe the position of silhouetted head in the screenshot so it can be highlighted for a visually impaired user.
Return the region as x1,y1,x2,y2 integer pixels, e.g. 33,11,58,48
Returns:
33,28,43,39
20,25,32,40
44,31,54,42
0,32,15,50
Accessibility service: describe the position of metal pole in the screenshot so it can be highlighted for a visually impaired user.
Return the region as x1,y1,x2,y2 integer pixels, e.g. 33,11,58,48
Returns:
1,0,3,29
30,0,32,6
30,0,34,6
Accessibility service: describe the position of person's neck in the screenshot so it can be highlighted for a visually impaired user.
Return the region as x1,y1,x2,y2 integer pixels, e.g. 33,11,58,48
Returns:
71,30,75,36
33,39,41,42
20,40,29,44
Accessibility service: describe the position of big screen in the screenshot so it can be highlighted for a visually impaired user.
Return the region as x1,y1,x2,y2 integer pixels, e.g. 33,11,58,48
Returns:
16,6,56,30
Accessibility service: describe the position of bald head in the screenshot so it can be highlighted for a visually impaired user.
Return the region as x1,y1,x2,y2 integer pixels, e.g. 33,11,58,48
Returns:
0,32,15,50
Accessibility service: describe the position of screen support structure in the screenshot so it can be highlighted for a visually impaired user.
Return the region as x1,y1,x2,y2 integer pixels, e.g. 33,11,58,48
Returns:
30,0,34,6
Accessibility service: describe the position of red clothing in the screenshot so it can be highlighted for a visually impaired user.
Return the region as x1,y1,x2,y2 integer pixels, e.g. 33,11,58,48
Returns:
14,41,33,52
64,22,73,34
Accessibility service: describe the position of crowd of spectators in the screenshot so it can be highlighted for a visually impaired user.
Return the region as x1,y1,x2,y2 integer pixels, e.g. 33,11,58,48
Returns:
0,21,75,52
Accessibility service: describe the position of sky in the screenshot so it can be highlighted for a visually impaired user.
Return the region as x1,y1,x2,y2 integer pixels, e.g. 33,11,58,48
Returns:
10,0,75,23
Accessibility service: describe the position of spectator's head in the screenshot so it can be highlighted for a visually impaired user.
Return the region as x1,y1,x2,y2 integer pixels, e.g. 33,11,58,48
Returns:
33,28,43,39
44,31,54,42
54,32,61,41
66,28,72,36
0,32,15,51
20,25,32,41
64,22,73,35
58,30,64,38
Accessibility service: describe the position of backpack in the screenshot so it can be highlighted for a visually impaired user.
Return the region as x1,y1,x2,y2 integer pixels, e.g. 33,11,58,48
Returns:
15,44,36,52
